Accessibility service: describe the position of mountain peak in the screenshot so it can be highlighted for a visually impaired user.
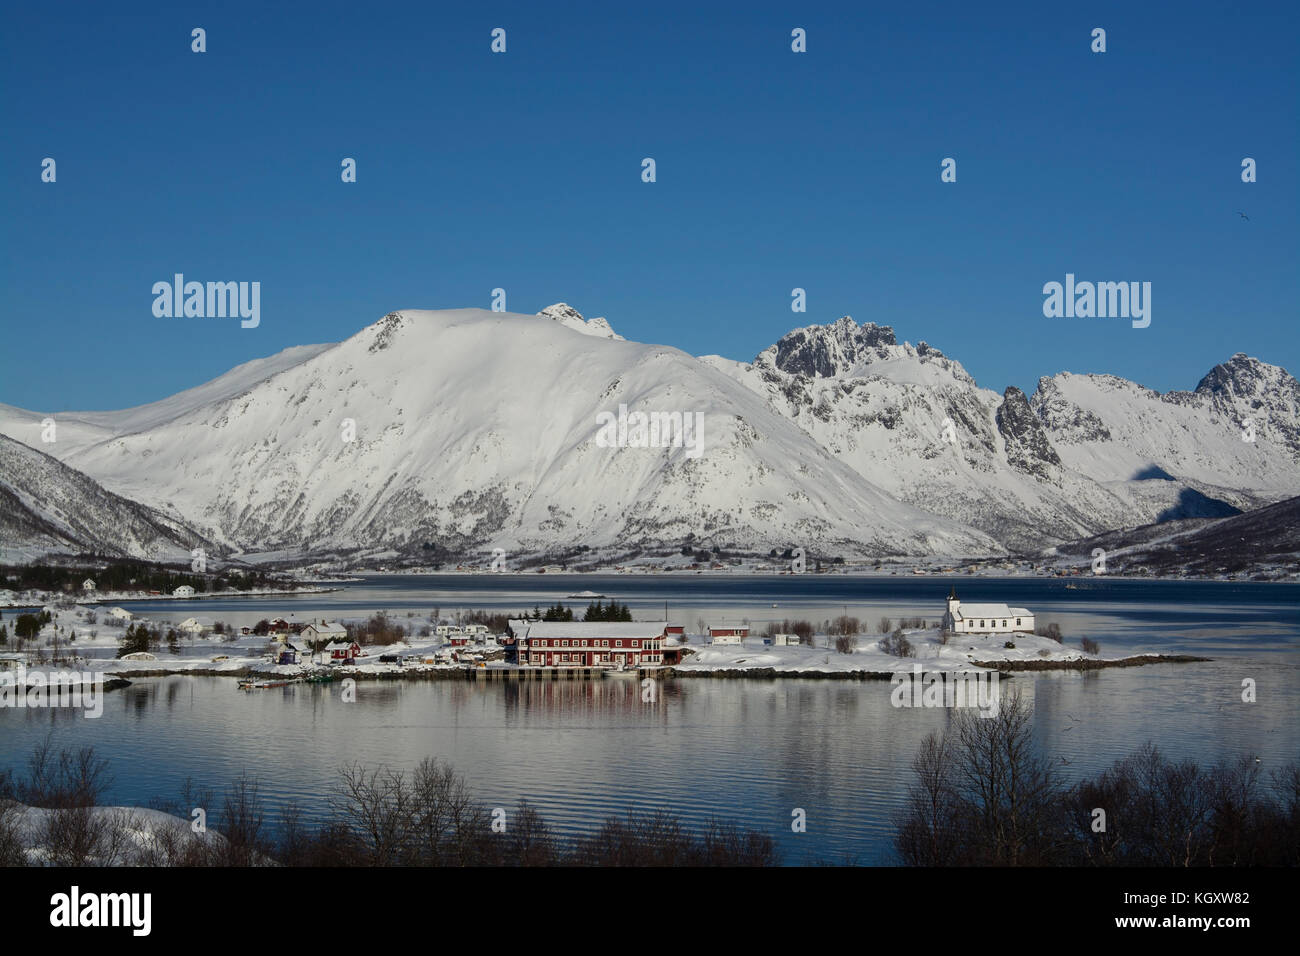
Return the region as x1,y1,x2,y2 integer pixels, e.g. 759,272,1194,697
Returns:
760,316,897,377
537,303,624,340
1195,353,1294,400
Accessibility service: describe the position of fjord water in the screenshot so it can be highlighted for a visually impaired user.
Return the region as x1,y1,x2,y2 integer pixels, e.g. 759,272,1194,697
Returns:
2,575,1297,864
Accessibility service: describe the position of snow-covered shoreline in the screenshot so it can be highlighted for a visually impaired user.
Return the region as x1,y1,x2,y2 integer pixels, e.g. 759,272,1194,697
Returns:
0,599,1200,686
0,585,338,610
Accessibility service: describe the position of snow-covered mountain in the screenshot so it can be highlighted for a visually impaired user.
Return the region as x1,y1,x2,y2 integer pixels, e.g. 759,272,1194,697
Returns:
0,342,332,460
1,305,1295,563
0,433,211,563
5,308,996,560
700,316,1298,551
1031,354,1300,501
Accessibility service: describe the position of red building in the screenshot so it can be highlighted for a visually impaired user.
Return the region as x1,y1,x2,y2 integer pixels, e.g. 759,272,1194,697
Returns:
516,622,665,668
325,640,362,662
708,625,749,645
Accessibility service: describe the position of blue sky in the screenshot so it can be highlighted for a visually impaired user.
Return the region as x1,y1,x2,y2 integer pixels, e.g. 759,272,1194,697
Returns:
3,0,1296,411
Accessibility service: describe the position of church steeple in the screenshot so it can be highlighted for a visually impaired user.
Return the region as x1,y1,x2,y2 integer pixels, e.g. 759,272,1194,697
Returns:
948,585,958,601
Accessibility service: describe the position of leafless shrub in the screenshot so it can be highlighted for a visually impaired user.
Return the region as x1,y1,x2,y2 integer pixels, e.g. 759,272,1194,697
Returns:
15,738,111,809
42,806,141,866
1080,636,1100,655
895,687,1060,865
898,712,1300,866
878,617,893,634
0,802,26,866
834,634,857,654
831,616,860,637
896,732,960,866
879,628,914,658
1035,622,1064,643
569,810,777,867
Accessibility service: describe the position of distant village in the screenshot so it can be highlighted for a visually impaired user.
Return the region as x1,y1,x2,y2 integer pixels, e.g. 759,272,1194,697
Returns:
0,579,1088,686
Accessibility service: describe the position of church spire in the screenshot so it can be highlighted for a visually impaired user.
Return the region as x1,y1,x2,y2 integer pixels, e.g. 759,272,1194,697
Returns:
948,585,958,601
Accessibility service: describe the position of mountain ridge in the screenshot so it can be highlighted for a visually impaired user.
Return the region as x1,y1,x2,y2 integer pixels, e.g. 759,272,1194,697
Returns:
1,305,1295,564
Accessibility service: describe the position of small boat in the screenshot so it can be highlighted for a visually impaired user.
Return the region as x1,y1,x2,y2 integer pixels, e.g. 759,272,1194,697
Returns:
238,676,301,690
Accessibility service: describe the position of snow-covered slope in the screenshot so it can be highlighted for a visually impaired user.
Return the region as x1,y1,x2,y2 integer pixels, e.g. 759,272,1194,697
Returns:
1030,354,1300,501
46,308,998,559
0,433,211,562
0,342,331,460
705,318,1297,551
536,303,624,340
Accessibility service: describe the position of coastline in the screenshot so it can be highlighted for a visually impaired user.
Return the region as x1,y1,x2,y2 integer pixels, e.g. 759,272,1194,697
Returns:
93,652,1211,684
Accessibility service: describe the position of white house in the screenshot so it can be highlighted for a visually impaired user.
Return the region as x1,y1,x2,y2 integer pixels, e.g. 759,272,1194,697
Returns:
105,607,134,622
771,632,801,647
173,585,196,597
941,588,1034,635
82,578,96,592
302,621,348,645
179,616,214,636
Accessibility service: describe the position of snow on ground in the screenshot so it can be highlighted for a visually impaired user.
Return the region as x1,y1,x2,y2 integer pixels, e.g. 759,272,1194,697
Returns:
0,585,333,610
677,628,1102,674
2,803,228,866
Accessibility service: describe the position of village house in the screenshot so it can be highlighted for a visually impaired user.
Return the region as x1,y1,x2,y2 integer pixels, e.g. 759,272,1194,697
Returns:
301,621,348,646
515,621,665,668
769,633,801,647
323,640,362,663
106,607,134,622
941,587,1034,635
708,625,749,645
660,625,688,665
82,578,96,592
173,585,196,598
179,617,214,636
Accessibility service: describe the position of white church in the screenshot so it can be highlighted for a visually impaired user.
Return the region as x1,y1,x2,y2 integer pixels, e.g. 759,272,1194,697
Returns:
942,587,1034,635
